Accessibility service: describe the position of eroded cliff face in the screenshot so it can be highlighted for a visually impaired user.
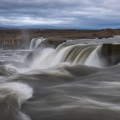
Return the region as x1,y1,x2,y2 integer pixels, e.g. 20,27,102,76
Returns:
0,37,31,49
0,28,120,49
0,38,21,48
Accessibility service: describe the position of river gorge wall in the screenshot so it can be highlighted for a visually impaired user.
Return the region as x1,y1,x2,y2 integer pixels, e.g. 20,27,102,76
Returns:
1,28,120,49
0,37,31,49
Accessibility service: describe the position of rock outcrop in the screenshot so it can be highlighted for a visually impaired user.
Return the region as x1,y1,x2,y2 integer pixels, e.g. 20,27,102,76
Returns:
101,44,120,66
45,37,67,48
97,28,114,39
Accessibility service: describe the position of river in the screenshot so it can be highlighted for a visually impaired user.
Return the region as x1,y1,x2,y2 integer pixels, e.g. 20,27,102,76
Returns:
0,36,120,120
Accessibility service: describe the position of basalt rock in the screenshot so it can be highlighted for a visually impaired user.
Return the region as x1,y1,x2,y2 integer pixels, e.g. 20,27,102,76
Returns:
101,43,120,66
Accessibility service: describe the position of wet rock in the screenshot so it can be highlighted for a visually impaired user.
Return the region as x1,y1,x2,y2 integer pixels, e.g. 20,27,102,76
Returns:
101,43,120,66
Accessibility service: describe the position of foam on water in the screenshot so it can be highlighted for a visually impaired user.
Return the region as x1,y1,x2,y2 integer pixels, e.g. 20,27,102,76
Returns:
0,82,33,105
0,81,33,120
0,36,120,120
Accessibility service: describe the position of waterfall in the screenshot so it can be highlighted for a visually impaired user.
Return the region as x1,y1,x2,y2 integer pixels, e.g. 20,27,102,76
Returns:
84,45,104,67
29,37,45,50
30,44,105,69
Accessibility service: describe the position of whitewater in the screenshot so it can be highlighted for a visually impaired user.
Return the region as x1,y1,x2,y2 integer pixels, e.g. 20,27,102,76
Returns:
1,36,120,120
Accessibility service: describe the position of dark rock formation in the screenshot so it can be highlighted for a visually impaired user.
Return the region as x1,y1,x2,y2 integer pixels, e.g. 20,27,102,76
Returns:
101,44,120,66
45,37,67,48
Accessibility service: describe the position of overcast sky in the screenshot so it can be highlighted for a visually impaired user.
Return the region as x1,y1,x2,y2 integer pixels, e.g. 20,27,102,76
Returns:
0,0,120,29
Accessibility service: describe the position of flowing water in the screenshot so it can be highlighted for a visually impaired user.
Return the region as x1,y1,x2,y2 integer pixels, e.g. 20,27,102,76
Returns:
1,36,120,120
29,37,45,50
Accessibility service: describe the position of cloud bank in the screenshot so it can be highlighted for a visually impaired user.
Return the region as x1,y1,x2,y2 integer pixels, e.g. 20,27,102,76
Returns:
0,0,120,29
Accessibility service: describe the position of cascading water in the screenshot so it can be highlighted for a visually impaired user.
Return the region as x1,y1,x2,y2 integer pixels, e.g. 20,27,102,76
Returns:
0,37,120,120
29,37,45,50
84,45,104,67
30,44,105,69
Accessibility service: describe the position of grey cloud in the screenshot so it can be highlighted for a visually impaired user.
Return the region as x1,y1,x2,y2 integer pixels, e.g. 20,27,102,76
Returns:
0,0,83,9
0,0,120,28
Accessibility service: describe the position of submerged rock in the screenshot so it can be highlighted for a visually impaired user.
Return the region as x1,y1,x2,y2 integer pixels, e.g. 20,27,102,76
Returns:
101,44,120,66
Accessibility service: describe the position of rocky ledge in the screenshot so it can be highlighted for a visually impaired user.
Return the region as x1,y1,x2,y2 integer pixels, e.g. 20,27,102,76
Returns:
101,44,120,66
